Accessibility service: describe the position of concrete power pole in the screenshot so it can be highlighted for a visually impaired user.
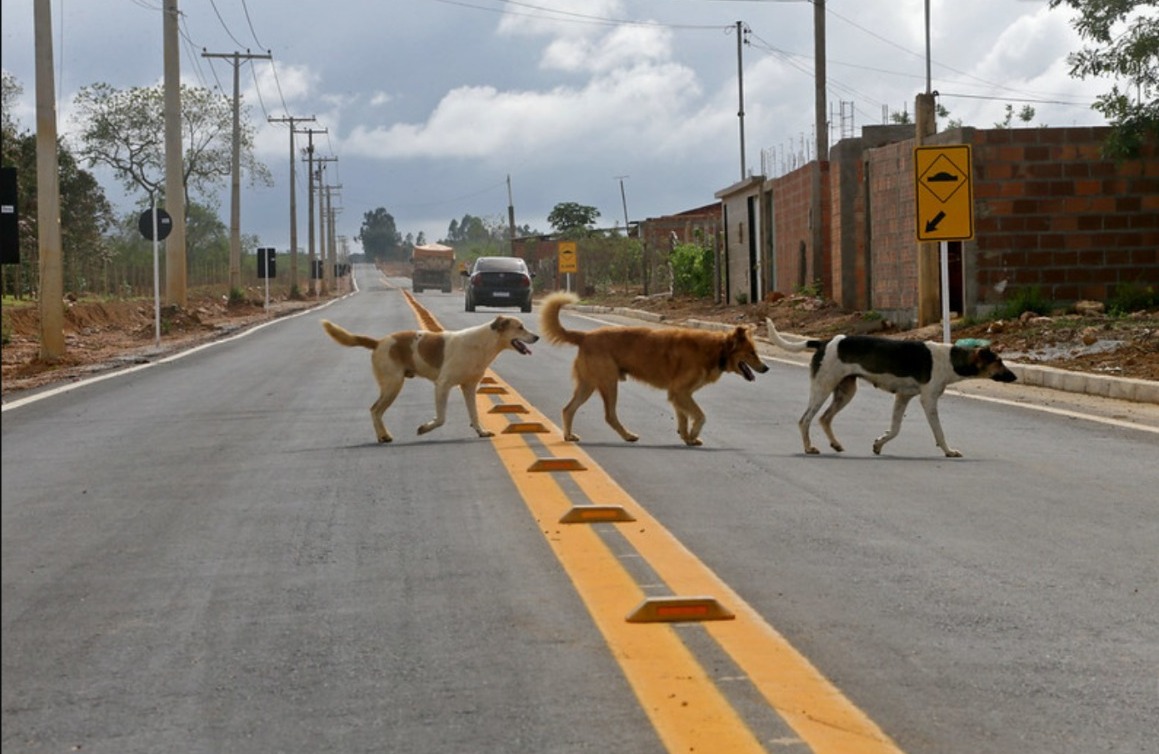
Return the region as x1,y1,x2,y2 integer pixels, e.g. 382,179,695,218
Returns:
811,0,827,296
915,0,939,326
268,115,315,296
163,0,186,306
33,0,64,359
299,128,326,296
202,49,272,295
736,21,747,180
314,156,337,295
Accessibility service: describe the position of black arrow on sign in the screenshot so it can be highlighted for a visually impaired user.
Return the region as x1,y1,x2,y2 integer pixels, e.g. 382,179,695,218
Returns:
924,211,946,234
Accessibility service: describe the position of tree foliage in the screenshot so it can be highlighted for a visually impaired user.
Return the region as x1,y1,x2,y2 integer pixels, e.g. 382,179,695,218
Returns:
1,73,116,297
357,207,403,262
72,82,272,210
547,202,600,235
1049,0,1159,157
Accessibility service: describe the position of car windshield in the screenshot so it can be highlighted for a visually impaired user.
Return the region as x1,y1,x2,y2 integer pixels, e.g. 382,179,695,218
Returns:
474,257,527,273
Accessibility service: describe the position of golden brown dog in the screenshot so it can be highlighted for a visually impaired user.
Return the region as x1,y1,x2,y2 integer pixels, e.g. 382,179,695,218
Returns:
539,291,769,446
322,315,538,443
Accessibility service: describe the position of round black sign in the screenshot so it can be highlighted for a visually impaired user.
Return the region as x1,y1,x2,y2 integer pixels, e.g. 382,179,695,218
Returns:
138,208,173,241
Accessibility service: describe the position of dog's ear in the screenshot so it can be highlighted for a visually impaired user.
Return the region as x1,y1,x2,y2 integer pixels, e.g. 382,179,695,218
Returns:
490,316,508,332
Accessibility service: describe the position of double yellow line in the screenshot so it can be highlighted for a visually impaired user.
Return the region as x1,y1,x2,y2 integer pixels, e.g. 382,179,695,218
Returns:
477,374,907,754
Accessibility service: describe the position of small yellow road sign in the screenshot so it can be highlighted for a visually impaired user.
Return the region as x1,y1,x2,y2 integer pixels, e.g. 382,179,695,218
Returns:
558,241,578,274
914,144,974,241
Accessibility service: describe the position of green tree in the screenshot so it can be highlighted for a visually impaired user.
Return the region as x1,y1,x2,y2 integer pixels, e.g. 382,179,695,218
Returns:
1049,0,1159,157
72,82,272,210
994,104,1039,128
1,73,115,297
547,202,600,235
357,207,403,262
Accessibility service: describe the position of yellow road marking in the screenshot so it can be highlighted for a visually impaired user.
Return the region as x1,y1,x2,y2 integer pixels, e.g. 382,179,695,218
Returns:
479,373,905,754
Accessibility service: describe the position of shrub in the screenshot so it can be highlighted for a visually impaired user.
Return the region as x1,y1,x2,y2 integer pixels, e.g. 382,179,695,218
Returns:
669,243,714,298
994,285,1053,319
1108,282,1157,314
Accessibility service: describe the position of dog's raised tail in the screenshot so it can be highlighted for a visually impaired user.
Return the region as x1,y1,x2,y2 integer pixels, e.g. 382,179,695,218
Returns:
765,319,821,352
539,291,586,347
321,319,380,350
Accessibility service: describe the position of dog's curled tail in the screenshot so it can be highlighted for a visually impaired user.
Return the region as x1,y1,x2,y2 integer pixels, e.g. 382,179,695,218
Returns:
321,319,380,350
765,318,821,352
539,291,585,347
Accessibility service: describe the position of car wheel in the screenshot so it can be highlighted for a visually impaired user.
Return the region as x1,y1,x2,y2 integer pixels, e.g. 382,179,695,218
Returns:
521,298,532,313
465,293,475,312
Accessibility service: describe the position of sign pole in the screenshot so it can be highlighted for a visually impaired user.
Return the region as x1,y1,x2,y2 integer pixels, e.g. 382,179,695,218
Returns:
152,198,161,347
265,250,271,310
939,241,950,344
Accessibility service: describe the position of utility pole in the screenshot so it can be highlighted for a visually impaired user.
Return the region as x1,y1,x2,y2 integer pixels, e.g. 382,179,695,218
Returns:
33,0,64,359
268,114,315,296
324,182,342,292
163,0,186,306
735,21,747,179
299,128,327,295
506,174,517,247
915,0,939,326
615,176,630,233
203,49,272,295
314,156,338,294
810,0,827,296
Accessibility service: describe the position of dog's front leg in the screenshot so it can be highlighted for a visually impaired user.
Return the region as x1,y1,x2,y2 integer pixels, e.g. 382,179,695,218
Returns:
873,393,914,455
670,392,705,446
919,390,961,457
459,381,494,438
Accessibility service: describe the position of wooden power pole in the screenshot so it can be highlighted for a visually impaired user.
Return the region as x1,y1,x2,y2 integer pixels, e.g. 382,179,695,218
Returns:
163,0,186,306
268,115,315,295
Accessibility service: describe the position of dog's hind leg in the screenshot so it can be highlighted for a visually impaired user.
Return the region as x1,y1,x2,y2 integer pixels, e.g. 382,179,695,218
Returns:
370,379,403,443
458,380,495,438
918,389,961,457
873,393,915,455
798,384,834,454
817,376,857,452
417,381,455,436
561,381,596,442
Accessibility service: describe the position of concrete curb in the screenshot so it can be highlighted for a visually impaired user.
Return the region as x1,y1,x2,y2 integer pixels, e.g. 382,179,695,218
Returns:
571,305,1159,406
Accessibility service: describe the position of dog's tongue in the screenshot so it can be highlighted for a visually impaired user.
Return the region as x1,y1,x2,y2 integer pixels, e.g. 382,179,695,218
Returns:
513,340,531,355
740,362,754,381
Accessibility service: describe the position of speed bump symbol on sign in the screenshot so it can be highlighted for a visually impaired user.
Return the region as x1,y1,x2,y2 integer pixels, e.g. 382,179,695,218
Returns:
914,144,975,242
558,241,578,274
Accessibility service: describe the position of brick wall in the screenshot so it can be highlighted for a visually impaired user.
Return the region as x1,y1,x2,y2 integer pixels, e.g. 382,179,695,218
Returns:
771,164,816,293
865,139,918,313
970,126,1159,306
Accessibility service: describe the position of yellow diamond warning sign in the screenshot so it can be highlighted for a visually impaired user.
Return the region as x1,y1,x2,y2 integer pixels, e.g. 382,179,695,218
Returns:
914,144,974,242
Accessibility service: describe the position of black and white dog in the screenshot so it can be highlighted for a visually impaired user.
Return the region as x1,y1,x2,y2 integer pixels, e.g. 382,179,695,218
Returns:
767,320,1017,458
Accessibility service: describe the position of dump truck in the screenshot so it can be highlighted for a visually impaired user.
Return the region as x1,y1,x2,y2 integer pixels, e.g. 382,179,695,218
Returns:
410,243,455,293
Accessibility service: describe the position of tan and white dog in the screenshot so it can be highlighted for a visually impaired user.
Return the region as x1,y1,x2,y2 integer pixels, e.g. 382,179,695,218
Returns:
767,319,1016,457
321,315,538,442
540,291,769,446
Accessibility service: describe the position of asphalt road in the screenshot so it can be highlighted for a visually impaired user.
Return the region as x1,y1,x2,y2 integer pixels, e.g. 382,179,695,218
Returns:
3,265,1157,754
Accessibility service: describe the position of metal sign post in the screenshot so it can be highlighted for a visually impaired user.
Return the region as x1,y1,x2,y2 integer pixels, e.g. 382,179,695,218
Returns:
558,241,578,294
138,201,173,347
914,144,974,343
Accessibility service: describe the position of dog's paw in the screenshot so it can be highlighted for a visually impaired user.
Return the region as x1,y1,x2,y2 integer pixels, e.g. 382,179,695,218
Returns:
476,429,495,438
943,448,963,458
684,437,704,447
624,433,640,443
830,442,845,452
805,446,820,455
378,435,393,444
564,433,581,442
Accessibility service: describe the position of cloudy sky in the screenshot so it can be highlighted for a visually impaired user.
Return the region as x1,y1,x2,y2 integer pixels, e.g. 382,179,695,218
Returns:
1,0,1113,254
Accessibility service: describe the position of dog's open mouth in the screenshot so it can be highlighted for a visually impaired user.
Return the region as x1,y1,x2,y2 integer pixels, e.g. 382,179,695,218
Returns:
512,339,532,355
739,361,755,381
